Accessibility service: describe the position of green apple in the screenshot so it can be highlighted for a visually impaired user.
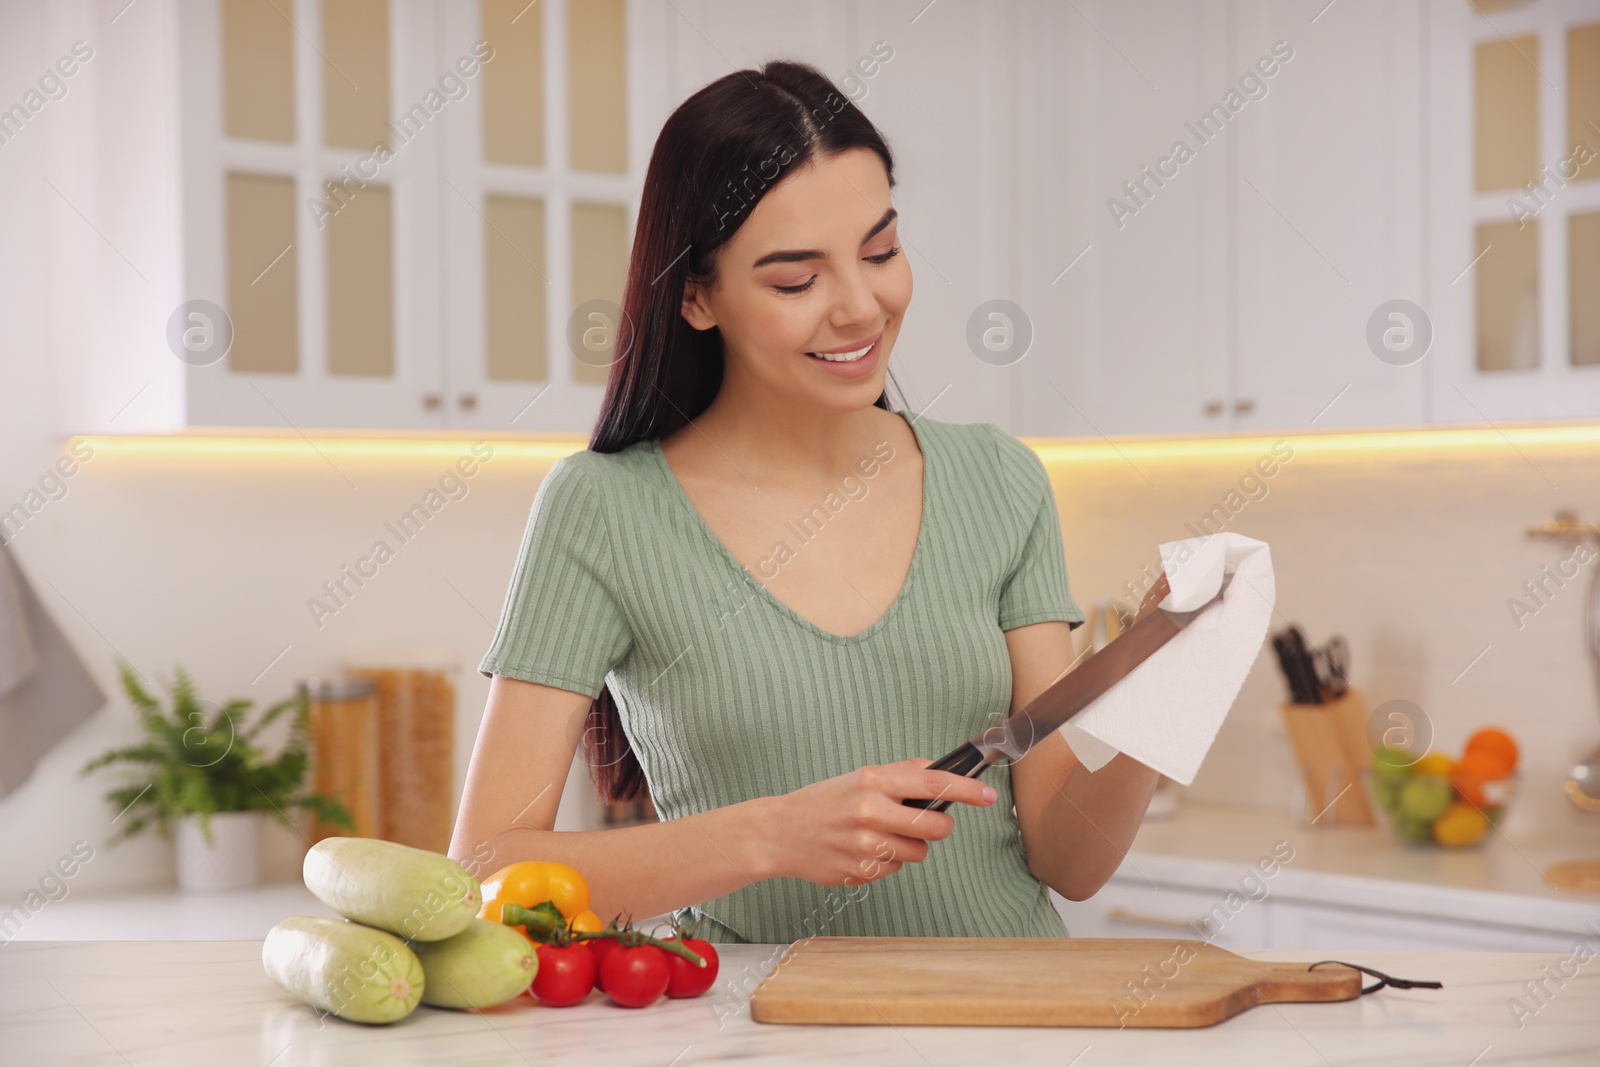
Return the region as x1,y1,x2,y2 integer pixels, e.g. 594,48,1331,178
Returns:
1373,746,1414,777
1399,774,1453,822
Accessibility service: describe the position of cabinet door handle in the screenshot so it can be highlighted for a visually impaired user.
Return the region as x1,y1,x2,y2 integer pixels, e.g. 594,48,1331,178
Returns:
1105,907,1209,934
1202,400,1224,417
421,393,442,411
458,393,479,411
1233,398,1256,415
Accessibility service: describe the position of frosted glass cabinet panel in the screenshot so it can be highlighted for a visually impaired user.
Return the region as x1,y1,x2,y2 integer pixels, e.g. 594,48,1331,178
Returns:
568,0,628,175
321,0,392,152
221,0,294,143
481,0,545,167
1568,22,1600,183
484,194,549,384
224,172,299,375
1573,211,1600,368
1475,218,1540,374
1473,35,1539,193
325,183,396,379
570,201,629,386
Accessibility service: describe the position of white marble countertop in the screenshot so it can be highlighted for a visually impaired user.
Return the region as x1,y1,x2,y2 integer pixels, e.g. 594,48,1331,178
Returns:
1118,801,1600,934
5,882,339,941
2,940,1597,1065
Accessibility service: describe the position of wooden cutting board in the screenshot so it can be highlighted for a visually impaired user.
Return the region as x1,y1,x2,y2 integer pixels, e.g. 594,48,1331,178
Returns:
749,937,1362,1028
1545,858,1600,892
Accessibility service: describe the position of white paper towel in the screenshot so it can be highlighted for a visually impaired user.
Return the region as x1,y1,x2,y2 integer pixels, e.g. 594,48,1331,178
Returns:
1056,532,1275,785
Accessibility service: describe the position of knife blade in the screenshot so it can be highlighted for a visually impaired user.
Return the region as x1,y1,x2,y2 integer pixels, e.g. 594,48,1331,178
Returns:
903,570,1233,812
1284,625,1323,705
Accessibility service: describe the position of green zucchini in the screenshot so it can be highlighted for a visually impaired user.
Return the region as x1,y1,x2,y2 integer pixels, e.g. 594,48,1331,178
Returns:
411,919,538,1009
262,916,424,1025
304,837,481,942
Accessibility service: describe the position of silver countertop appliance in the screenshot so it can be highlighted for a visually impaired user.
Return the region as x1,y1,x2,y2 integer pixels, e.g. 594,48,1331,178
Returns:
1525,509,1600,812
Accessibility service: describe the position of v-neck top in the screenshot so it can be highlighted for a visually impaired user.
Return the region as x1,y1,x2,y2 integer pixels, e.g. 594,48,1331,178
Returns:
651,413,931,644
478,410,1086,943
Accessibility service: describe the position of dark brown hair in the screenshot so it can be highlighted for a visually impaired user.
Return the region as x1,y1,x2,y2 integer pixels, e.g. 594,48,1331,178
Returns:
582,59,906,802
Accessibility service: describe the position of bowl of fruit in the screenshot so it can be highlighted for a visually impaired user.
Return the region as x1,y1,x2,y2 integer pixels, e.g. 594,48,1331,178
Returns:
1365,727,1519,847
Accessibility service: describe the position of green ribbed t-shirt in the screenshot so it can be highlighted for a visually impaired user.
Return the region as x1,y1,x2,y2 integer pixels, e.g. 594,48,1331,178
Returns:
478,410,1086,944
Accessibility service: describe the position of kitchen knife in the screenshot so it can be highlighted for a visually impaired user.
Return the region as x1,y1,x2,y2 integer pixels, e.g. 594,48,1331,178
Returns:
1285,626,1323,705
1316,635,1349,697
1273,630,1321,704
1272,634,1308,702
903,570,1233,813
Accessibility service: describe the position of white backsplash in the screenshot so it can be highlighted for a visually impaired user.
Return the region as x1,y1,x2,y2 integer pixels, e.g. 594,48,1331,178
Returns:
1,432,1597,899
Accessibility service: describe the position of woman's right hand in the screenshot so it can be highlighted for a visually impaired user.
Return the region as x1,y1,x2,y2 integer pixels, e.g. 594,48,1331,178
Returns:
762,757,999,887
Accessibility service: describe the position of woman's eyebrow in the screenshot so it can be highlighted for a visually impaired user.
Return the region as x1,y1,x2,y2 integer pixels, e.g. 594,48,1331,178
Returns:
751,207,898,268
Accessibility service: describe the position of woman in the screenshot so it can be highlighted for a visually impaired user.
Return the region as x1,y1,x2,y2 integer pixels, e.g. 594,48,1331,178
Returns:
449,60,1160,943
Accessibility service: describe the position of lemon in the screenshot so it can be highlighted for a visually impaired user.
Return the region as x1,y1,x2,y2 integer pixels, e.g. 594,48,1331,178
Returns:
1432,802,1489,847
1413,752,1456,777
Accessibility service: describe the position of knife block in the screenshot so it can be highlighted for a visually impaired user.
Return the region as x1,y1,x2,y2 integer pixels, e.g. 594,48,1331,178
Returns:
1279,689,1376,826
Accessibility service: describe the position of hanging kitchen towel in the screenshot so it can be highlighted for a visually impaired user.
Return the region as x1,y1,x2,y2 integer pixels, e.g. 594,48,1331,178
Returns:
0,544,105,799
1057,532,1275,786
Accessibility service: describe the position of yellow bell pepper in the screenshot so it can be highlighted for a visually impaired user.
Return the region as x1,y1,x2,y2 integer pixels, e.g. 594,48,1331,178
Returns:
478,860,601,939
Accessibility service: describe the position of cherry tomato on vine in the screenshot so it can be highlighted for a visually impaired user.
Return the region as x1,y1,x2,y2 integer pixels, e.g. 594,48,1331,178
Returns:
569,909,604,934
587,936,623,991
530,942,596,1007
601,945,670,1008
662,935,719,998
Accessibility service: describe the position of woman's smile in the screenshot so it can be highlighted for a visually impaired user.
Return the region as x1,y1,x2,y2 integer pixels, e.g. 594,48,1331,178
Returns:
805,331,884,376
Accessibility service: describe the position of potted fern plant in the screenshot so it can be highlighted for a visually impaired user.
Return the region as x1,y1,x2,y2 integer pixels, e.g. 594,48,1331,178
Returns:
82,662,354,892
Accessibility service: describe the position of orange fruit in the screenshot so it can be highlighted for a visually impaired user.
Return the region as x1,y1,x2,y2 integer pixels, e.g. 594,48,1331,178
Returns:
1432,802,1489,847
1451,750,1512,808
1465,727,1519,773
569,909,603,934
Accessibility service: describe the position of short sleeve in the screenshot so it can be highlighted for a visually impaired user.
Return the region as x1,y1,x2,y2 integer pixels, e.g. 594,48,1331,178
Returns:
987,425,1086,632
478,453,634,697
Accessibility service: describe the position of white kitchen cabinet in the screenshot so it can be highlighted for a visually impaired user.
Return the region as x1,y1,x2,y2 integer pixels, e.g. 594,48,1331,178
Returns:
51,0,1597,438
1425,0,1600,425
1012,0,1233,439
1053,874,1591,953
1264,898,1584,954
57,0,663,435
1015,0,1428,438
1018,0,1600,438
1051,880,1268,951
179,0,665,435
175,0,449,432
433,0,672,434
1229,0,1429,433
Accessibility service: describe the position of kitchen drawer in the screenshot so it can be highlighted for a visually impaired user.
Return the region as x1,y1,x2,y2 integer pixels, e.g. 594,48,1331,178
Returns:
1052,882,1269,950
1265,900,1586,953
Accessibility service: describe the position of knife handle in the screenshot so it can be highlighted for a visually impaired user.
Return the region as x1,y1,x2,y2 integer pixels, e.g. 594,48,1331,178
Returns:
902,741,994,813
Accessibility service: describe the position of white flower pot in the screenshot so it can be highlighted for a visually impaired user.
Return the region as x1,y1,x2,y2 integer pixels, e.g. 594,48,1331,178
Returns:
175,812,262,892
